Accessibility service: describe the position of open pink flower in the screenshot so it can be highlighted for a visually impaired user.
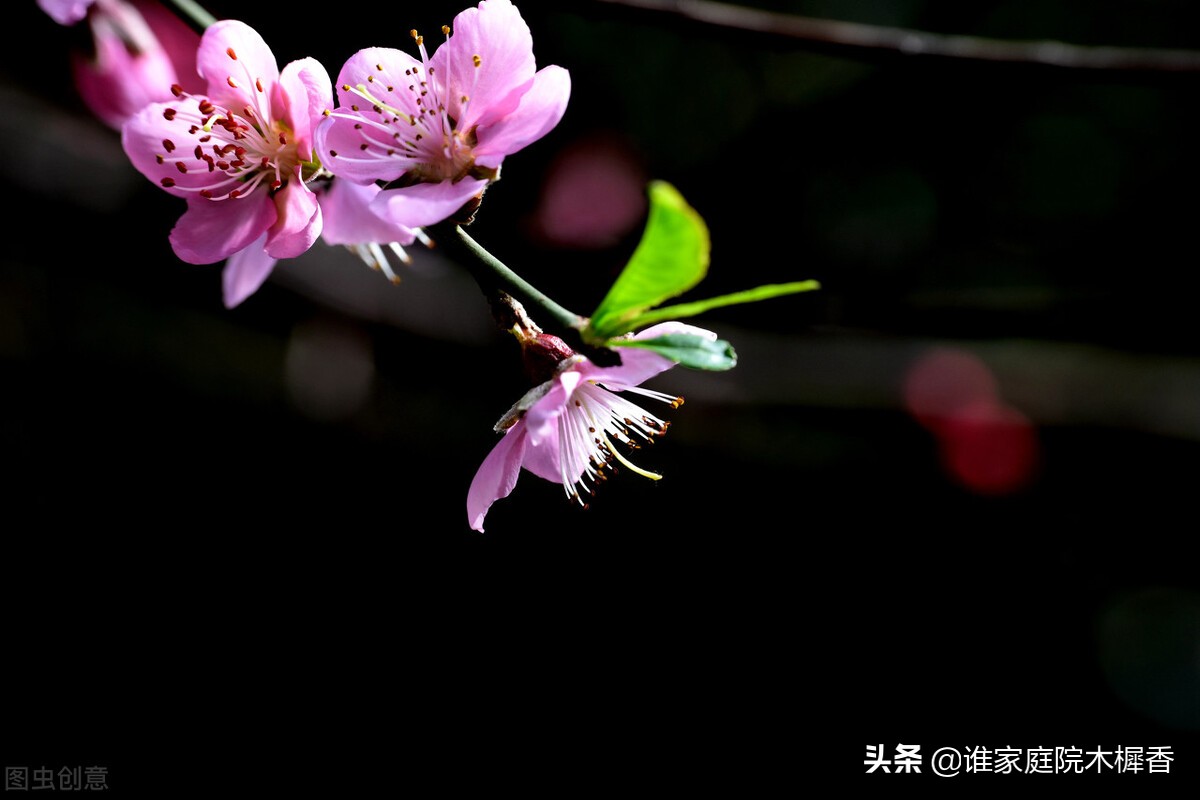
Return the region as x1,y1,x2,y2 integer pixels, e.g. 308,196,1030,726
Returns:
315,0,570,228
467,322,711,533
121,19,333,307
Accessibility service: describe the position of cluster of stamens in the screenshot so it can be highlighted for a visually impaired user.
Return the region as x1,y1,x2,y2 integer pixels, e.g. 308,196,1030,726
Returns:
558,381,685,508
153,46,304,201
347,227,432,283
323,25,485,183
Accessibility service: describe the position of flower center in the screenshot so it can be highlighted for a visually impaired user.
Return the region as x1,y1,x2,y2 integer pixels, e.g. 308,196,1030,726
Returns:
329,26,492,185
154,48,315,200
558,380,684,507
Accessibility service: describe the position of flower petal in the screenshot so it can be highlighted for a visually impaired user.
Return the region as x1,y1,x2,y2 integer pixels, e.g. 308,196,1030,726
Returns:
318,180,417,246
135,0,205,95
632,322,719,341
73,23,179,130
434,0,537,131
274,57,333,159
372,177,489,229
313,47,424,185
523,369,580,447
168,189,277,264
265,177,322,259
334,46,424,121
222,236,278,308
520,426,565,484
196,20,279,116
38,0,93,25
467,420,529,533
591,322,719,387
474,65,570,169
120,100,212,198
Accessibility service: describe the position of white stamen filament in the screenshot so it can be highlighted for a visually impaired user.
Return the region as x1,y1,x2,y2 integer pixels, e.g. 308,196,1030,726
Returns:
224,45,272,124
556,381,675,502
346,242,414,284
345,84,411,124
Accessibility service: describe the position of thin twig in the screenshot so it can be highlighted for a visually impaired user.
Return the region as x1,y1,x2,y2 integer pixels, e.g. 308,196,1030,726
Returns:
595,0,1200,74
426,222,588,333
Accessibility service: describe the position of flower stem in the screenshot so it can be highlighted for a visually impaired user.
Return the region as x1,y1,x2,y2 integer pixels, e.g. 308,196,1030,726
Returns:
432,223,588,334
165,0,217,32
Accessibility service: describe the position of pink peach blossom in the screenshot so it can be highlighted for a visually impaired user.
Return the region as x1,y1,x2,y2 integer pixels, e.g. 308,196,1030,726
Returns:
467,322,711,533
122,19,334,307
315,0,570,229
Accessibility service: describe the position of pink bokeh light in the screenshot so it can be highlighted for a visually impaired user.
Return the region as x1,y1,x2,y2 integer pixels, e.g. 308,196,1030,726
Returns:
904,346,1040,494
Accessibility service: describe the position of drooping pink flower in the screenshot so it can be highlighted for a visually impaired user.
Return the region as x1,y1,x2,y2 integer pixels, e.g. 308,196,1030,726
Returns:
467,322,710,533
315,0,570,229
69,0,203,130
122,19,334,307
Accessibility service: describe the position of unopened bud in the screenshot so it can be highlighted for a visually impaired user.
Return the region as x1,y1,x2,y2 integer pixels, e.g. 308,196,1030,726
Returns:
522,333,576,385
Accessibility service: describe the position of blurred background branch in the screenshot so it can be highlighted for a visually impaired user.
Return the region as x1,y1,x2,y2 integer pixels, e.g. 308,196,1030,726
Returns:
596,0,1200,74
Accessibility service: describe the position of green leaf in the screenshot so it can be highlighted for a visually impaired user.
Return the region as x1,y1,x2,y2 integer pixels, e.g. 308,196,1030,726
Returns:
616,280,821,332
586,181,711,339
612,333,738,371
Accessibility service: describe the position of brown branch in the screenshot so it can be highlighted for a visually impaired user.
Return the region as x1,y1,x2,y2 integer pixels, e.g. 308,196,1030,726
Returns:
594,0,1200,74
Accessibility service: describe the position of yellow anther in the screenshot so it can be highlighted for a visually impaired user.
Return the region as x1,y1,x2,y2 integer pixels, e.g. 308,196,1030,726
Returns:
472,54,482,68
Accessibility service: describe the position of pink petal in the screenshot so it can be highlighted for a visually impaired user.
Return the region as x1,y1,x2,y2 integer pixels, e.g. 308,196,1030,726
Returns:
633,322,720,341
196,20,279,115
265,177,322,259
371,177,489,229
134,0,204,95
334,47,424,120
312,47,425,184
520,431,566,489
467,420,529,533
318,180,417,246
120,101,200,198
222,236,278,308
274,57,333,159
434,0,537,132
523,370,579,447
168,189,277,264
474,65,570,169
39,0,93,25
72,23,178,130
587,323,718,387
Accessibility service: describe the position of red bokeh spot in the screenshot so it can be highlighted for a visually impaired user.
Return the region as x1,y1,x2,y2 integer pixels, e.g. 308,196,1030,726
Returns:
938,399,1039,495
903,347,1039,495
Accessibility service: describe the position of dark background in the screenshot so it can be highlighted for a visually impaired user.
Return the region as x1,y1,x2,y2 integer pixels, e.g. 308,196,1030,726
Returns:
4,0,1199,792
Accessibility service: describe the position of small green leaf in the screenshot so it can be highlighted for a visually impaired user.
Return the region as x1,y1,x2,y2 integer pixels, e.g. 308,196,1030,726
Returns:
587,181,710,339
616,280,822,332
612,333,738,371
